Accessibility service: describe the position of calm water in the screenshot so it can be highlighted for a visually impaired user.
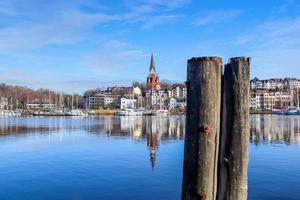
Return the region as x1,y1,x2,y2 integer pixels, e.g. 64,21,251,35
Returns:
0,115,299,200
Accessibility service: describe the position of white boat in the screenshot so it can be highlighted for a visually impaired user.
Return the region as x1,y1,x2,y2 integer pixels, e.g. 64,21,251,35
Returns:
65,109,87,117
272,109,285,115
117,109,143,116
286,108,300,115
155,109,169,116
33,110,65,116
0,110,21,116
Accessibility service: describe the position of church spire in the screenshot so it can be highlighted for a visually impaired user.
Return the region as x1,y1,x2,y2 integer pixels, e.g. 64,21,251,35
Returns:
149,52,156,73
147,52,160,89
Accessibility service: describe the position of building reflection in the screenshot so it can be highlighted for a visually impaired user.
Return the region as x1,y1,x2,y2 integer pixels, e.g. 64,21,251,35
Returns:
250,115,300,145
86,115,185,169
0,117,62,136
3,115,300,169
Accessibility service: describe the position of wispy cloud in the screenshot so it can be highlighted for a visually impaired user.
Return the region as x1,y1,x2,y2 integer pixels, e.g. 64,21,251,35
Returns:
193,10,242,26
236,15,300,78
237,16,300,48
0,7,118,52
271,0,295,15
0,0,187,52
85,39,146,72
126,0,191,10
141,14,181,29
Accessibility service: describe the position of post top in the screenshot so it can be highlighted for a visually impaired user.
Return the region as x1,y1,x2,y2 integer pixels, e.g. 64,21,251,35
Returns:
188,56,222,63
229,57,251,63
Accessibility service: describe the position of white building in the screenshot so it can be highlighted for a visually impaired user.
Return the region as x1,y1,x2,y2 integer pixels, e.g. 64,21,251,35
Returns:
87,93,119,109
169,98,177,110
171,85,187,99
0,97,8,110
176,101,186,109
145,89,168,109
284,78,300,89
133,86,142,96
120,98,137,109
250,92,292,110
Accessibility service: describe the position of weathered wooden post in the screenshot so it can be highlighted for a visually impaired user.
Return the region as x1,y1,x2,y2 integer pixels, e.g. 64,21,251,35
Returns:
182,57,222,200
217,57,250,200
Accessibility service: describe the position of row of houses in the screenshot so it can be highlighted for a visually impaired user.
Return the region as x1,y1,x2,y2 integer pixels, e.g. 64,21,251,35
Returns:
251,77,300,90
250,90,300,110
85,85,187,110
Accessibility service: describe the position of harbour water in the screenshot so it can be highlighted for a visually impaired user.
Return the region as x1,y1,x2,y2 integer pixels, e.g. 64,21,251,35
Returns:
0,115,299,200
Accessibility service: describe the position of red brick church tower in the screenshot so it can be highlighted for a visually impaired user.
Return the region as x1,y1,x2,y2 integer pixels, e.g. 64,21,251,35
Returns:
147,53,160,89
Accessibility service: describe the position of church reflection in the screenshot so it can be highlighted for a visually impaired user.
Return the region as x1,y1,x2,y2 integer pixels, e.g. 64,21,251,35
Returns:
2,114,300,169
86,116,185,169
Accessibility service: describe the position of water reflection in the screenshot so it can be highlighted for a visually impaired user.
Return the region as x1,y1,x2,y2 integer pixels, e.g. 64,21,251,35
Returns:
2,114,300,168
250,115,300,145
0,115,185,169
86,116,185,169
2,115,300,147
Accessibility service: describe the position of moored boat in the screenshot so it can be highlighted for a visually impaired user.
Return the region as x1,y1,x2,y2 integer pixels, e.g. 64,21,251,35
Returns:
117,109,143,116
286,107,300,115
65,109,87,117
0,110,21,116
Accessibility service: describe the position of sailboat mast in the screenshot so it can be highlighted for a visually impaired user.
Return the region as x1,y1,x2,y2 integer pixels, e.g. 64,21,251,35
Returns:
10,96,12,111
71,95,74,109
291,86,294,107
297,86,299,110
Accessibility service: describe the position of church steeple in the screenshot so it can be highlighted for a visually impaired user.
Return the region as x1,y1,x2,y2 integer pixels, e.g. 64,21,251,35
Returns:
149,53,156,74
147,52,160,89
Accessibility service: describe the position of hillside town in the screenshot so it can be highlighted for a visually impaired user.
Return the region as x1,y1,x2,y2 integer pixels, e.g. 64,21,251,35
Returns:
0,53,187,116
84,53,187,114
1,54,300,116
250,77,300,114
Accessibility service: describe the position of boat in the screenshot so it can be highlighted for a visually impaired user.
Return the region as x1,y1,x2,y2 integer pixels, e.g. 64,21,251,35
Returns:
33,108,65,116
286,108,300,115
65,109,87,117
142,110,154,116
0,110,22,116
272,106,287,115
155,109,169,116
117,109,143,116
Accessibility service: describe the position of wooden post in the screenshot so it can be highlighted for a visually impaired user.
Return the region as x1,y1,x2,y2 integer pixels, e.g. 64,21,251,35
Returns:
182,57,222,200
217,57,250,200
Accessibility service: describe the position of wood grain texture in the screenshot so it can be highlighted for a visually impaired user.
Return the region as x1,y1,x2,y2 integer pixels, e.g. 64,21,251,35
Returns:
182,57,222,200
218,57,250,200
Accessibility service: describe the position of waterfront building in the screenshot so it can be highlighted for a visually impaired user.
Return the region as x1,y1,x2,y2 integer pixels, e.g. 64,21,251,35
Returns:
176,100,187,109
0,97,8,110
132,86,142,97
170,84,187,99
250,91,292,110
283,78,300,89
145,89,168,109
120,98,137,109
87,92,119,109
146,53,160,89
251,77,300,90
106,86,132,96
169,98,177,110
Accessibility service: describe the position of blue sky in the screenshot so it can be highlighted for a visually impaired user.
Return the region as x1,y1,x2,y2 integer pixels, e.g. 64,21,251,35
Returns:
0,0,299,94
